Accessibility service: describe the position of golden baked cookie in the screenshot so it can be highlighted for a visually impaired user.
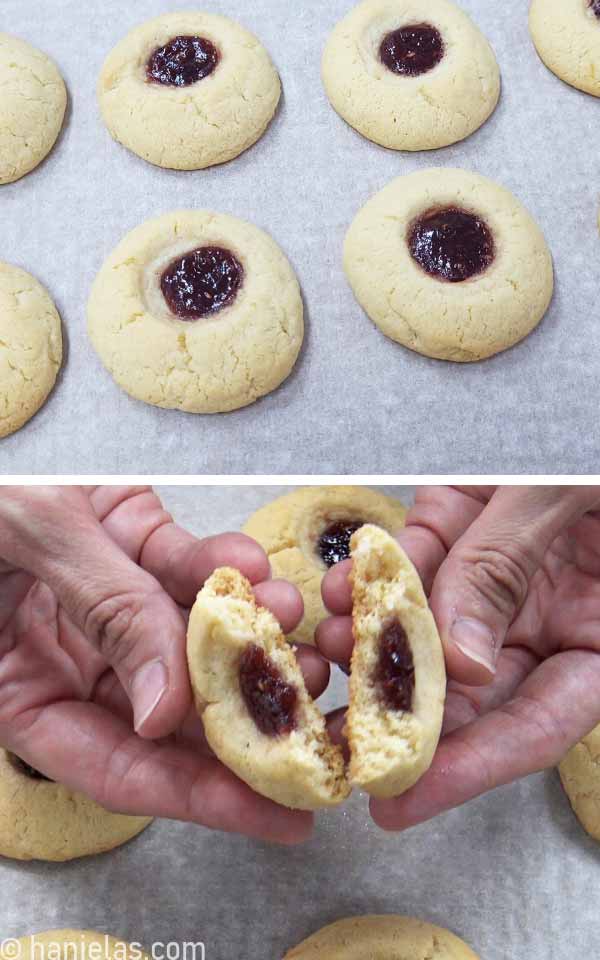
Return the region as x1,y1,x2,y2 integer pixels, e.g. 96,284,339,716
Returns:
10,931,148,960
284,916,480,960
243,487,406,646
187,568,350,811
530,0,600,98
98,12,280,170
346,526,445,798
0,750,151,862
322,0,500,151
87,210,303,414
0,263,62,439
0,32,66,185
558,723,600,841
345,168,554,362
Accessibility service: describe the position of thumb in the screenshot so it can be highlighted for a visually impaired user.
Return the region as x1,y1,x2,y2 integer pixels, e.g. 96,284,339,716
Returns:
430,486,600,686
0,488,190,738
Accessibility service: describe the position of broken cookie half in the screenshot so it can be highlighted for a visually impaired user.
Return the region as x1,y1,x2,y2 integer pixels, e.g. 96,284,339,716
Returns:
346,525,446,799
187,567,350,811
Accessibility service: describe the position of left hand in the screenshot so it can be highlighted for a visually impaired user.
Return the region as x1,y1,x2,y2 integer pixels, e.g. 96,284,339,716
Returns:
0,485,329,844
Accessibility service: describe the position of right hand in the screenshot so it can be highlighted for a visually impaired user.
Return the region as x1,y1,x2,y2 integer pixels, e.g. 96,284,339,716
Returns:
317,485,600,831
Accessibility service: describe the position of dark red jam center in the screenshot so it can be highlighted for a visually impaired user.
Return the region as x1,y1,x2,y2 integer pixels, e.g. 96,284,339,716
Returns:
12,755,52,782
161,246,243,320
317,520,364,568
239,644,297,737
408,207,495,283
380,24,444,77
375,619,415,711
147,35,219,87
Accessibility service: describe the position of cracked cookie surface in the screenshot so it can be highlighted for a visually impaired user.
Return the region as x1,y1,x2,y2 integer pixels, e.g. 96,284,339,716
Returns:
530,0,600,97
322,0,499,151
87,210,304,413
243,487,406,647
0,32,66,184
0,263,62,439
559,723,600,841
344,168,554,362
284,915,480,960
0,749,151,861
98,11,281,170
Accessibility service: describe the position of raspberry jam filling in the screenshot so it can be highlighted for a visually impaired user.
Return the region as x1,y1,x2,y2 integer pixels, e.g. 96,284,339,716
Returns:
408,207,495,282
317,520,364,567
239,644,298,737
375,619,415,711
161,246,243,320
379,24,444,77
147,35,219,86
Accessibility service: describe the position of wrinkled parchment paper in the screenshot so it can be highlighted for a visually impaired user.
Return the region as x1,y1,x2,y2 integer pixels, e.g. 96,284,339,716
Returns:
2,0,598,474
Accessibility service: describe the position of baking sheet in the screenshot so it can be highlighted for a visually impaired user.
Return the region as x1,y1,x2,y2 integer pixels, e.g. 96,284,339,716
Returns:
1,0,599,475
1,484,600,959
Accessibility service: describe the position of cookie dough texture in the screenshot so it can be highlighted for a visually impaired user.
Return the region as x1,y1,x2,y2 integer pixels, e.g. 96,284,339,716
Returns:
187,568,350,810
284,916,480,960
559,723,600,841
0,750,152,861
98,12,281,169
322,0,500,151
346,526,445,798
345,168,554,362
0,263,62,439
530,0,600,97
87,210,303,413
243,487,406,647
0,33,66,184
14,932,147,960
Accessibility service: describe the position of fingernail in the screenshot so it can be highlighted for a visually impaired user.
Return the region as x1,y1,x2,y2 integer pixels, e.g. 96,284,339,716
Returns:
451,618,496,675
132,659,169,732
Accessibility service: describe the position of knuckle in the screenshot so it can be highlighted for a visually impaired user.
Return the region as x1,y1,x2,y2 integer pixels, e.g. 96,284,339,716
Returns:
499,695,567,769
0,487,63,544
95,738,145,813
189,765,232,830
9,487,77,526
460,738,496,795
462,543,531,617
83,591,144,664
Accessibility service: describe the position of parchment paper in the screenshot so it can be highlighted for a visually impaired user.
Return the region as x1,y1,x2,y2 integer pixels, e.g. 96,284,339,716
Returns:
1,484,599,959
1,0,599,475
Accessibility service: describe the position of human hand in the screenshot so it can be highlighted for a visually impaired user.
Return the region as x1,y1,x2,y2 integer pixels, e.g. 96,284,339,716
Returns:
0,486,329,844
317,486,600,830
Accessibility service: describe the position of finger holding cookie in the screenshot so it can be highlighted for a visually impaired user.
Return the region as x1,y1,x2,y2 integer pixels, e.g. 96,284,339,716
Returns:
318,485,600,833
0,485,324,849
